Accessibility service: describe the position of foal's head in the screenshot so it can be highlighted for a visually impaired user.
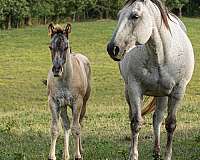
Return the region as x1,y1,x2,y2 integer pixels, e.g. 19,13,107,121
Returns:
48,23,71,77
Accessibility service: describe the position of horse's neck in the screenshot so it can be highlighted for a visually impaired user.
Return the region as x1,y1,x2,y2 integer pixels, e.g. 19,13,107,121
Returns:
62,49,73,87
146,3,172,65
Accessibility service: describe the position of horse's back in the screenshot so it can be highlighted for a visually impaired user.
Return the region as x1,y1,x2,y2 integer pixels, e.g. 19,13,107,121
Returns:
71,53,91,96
72,53,91,81
168,17,194,83
169,14,187,33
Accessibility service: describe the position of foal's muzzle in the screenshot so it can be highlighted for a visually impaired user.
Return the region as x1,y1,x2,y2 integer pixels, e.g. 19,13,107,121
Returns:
52,65,63,77
107,42,121,61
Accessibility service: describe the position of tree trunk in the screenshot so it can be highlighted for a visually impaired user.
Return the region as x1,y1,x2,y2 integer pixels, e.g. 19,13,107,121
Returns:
28,16,32,26
44,16,47,24
73,12,76,22
83,10,86,20
106,10,109,19
24,16,32,26
6,14,12,29
178,7,182,17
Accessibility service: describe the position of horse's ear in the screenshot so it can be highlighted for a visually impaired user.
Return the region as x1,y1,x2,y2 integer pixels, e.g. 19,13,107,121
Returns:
48,23,54,37
65,23,72,38
142,0,149,3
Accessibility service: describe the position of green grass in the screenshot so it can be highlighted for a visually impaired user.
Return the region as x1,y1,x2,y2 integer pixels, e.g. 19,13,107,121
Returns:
0,18,200,160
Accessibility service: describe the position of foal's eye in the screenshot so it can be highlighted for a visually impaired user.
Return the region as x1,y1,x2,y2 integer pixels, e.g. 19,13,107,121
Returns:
49,46,52,50
64,46,68,51
129,13,139,20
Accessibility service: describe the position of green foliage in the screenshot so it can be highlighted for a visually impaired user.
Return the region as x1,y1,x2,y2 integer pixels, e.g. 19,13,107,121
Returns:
0,0,199,29
166,0,189,9
0,0,29,17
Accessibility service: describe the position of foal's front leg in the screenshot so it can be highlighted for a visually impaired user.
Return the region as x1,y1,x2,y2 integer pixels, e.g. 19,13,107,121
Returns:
48,98,61,160
71,97,83,160
60,106,70,160
127,82,143,160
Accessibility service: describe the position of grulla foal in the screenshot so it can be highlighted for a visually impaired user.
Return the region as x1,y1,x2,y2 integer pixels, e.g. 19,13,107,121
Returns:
47,23,91,160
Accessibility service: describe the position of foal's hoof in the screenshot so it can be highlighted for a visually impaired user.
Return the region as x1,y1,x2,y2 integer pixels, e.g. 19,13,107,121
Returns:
80,148,84,154
75,158,82,160
153,153,163,160
48,156,56,160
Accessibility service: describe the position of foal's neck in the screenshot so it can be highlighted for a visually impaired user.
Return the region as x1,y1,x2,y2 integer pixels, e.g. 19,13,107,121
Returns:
60,47,73,88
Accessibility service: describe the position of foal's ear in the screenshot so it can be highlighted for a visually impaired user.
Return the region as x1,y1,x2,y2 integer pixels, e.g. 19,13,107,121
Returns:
65,23,72,38
48,23,54,37
141,0,149,3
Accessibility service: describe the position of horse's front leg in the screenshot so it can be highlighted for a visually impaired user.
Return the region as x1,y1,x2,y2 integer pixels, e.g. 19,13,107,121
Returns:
48,98,61,160
71,97,83,160
165,84,185,160
127,82,143,160
153,97,168,160
60,106,70,160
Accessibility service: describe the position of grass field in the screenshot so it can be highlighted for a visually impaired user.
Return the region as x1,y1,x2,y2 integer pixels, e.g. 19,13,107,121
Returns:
0,18,200,160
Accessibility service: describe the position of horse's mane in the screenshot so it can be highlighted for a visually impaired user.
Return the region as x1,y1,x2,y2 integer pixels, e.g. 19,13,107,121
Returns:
125,0,170,29
51,24,66,47
53,24,64,34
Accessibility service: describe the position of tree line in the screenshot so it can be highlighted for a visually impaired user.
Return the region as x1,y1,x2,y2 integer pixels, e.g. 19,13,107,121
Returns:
0,0,199,29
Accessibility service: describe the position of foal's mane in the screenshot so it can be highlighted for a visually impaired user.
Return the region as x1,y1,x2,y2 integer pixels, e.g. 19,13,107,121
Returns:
125,0,170,29
53,24,64,34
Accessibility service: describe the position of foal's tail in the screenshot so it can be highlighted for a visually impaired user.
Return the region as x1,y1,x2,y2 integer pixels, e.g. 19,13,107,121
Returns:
141,97,156,116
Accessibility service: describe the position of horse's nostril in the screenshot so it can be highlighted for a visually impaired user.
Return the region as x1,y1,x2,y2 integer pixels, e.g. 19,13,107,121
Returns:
52,65,61,73
107,42,114,55
114,46,120,56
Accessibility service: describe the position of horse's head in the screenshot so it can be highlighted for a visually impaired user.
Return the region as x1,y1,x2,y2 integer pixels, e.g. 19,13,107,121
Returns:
107,0,165,61
48,23,71,77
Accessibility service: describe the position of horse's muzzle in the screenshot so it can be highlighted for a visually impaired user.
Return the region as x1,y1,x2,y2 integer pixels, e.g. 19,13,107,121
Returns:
107,42,121,61
52,65,63,77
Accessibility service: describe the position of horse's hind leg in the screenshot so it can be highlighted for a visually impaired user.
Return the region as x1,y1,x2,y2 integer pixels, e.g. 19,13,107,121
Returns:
60,106,70,160
48,98,60,160
153,97,168,159
78,83,91,154
78,100,87,154
165,84,185,160
71,96,83,160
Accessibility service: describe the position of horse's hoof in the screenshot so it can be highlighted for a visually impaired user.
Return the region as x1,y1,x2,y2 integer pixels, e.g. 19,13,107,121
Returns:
75,158,82,160
48,156,56,160
80,148,84,154
153,153,163,160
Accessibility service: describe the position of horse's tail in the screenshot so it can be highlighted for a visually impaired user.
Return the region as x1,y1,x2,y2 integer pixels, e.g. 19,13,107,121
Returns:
141,97,156,116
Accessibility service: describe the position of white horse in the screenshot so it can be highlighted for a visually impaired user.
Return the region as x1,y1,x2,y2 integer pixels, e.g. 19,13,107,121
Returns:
107,0,194,160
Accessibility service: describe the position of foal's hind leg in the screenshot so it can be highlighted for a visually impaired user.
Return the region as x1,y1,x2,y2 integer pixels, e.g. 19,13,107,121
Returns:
60,106,70,160
78,102,86,154
153,97,168,159
48,98,60,160
165,84,185,160
71,96,83,160
79,86,91,154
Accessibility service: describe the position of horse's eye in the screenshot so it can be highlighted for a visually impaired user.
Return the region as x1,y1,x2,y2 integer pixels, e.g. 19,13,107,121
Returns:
130,13,139,20
64,46,68,51
49,46,52,50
